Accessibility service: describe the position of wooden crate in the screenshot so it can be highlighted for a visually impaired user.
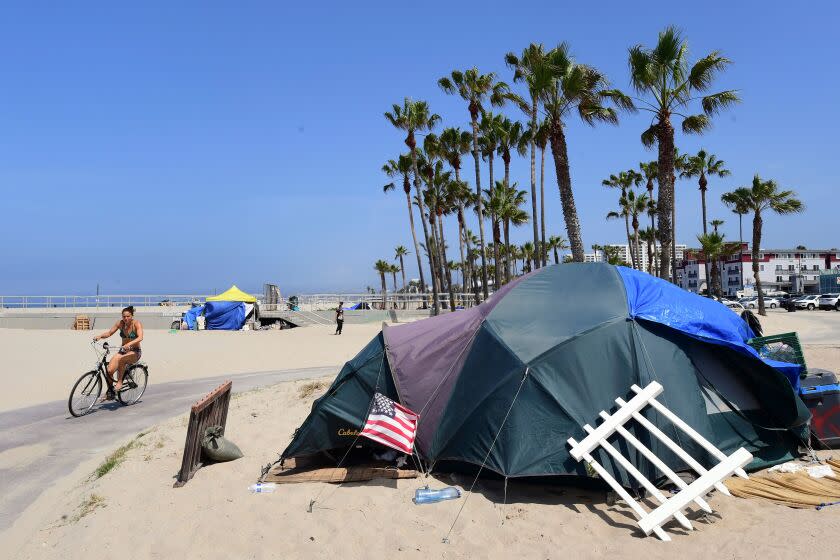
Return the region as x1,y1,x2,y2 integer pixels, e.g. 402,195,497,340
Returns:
72,315,91,330
174,381,232,487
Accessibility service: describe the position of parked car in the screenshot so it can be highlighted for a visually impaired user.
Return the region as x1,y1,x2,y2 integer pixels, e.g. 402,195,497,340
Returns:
818,293,840,311
740,297,780,309
795,294,821,310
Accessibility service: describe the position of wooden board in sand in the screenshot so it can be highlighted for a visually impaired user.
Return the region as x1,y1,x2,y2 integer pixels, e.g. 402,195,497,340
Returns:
263,458,418,484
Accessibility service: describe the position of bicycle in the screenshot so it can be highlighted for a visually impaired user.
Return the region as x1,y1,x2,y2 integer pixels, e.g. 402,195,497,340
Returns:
68,341,149,417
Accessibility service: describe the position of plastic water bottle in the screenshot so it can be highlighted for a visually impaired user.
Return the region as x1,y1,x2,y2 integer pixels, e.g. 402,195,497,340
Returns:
412,486,461,504
248,483,277,494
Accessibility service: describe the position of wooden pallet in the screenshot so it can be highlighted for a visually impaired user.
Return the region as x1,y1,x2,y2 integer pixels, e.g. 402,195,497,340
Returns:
174,381,232,487
72,315,91,330
263,458,417,484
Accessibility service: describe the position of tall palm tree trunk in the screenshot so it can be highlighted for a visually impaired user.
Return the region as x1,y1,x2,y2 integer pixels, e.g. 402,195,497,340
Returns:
548,124,585,262
398,254,407,309
457,212,467,293
408,145,440,314
700,176,710,295
647,180,656,275
738,213,745,291
671,203,677,283
379,273,387,310
469,116,489,300
503,159,512,283
399,255,406,291
632,218,640,273
503,220,512,283
540,146,547,266
529,102,540,270
438,214,456,312
489,154,503,291
655,119,675,281
454,167,468,296
429,213,445,308
752,210,766,315
403,189,424,301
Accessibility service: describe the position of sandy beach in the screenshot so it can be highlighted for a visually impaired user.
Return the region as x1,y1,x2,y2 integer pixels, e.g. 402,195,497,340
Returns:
1,309,839,559
0,322,384,412
4,375,840,560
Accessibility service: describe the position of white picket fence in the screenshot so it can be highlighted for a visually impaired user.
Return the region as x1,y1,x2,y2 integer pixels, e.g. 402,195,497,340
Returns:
567,381,752,541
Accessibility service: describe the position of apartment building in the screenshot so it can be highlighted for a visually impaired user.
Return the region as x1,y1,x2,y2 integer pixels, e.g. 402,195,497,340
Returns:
676,245,840,295
584,243,687,273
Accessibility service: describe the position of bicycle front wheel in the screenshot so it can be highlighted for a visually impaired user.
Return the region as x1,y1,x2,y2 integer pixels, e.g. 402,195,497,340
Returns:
69,371,102,417
117,364,148,406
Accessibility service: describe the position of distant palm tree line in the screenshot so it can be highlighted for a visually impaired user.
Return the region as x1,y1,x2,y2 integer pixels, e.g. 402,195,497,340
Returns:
378,27,803,315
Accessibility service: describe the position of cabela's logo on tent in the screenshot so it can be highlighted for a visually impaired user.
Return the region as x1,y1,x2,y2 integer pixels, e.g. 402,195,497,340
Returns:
337,428,359,436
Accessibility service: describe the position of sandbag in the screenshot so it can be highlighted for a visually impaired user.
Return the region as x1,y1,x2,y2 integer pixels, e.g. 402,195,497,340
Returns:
201,425,243,462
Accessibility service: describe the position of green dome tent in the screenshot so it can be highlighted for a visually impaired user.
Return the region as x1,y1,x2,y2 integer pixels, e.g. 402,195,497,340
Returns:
278,264,809,482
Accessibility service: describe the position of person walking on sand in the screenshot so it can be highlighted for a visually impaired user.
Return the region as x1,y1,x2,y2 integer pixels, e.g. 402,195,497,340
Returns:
93,306,143,398
335,302,344,335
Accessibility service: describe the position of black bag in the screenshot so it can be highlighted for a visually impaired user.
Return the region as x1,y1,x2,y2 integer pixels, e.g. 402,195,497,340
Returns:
201,425,243,462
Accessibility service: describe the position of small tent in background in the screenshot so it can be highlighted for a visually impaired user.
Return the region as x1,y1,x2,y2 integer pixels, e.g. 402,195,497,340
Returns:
276,264,809,485
186,285,257,330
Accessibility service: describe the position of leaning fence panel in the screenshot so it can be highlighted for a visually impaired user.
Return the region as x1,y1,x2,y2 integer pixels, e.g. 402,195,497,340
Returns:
567,381,752,541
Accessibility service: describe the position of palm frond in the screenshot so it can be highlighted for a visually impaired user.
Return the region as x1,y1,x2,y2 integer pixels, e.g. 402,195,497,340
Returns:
701,90,740,115
688,52,732,91
641,123,657,147
682,114,711,134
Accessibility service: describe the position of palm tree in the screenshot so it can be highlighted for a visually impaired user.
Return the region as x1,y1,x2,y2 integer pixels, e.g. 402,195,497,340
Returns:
628,26,739,281
487,181,529,283
374,259,390,309
680,150,731,235
721,176,804,315
696,232,726,297
437,127,473,294
639,227,657,274
602,170,643,268
505,44,555,269
532,119,551,266
394,246,409,292
479,112,504,289
521,242,536,273
639,161,658,229
547,234,569,264
384,98,441,313
421,156,458,312
438,69,510,299
531,43,631,262
721,193,749,291
645,196,659,275
383,154,425,298
680,149,731,286
627,190,649,270
709,219,724,234
389,263,400,293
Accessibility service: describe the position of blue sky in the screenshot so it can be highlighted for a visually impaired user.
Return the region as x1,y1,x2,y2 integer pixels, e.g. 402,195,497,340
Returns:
1,1,838,295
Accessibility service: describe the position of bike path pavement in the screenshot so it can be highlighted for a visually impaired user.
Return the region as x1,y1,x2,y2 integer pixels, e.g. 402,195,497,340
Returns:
0,366,337,534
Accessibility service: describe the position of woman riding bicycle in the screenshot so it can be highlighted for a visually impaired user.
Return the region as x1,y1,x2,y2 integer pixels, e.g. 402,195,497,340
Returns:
93,306,143,395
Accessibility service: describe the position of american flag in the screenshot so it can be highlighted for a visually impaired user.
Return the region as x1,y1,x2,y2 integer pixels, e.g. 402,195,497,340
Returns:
359,392,419,454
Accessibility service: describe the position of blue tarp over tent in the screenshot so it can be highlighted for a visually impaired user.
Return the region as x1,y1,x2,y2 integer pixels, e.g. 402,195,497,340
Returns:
183,305,204,330
617,266,802,390
204,301,246,330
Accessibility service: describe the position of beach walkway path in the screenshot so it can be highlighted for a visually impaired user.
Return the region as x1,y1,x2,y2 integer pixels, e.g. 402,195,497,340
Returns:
0,366,336,534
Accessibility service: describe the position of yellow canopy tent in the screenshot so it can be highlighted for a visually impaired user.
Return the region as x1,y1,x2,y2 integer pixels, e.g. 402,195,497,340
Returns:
206,285,257,303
